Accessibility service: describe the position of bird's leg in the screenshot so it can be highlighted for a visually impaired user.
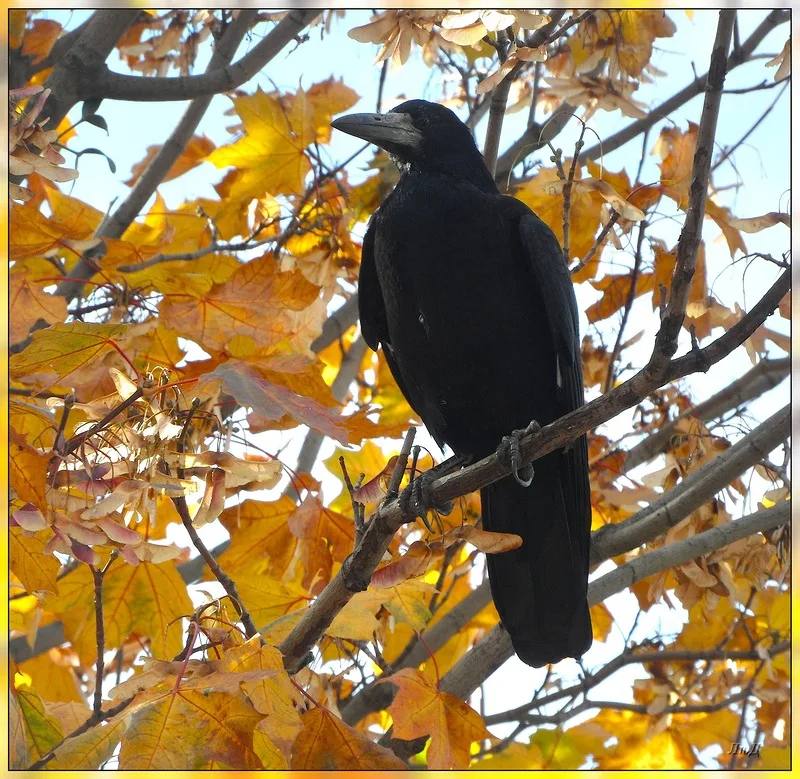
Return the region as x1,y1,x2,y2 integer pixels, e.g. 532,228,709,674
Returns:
496,420,541,487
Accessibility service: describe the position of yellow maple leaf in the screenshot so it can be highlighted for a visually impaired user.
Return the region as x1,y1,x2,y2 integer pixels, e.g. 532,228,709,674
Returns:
290,706,406,769
384,667,490,769
118,690,263,769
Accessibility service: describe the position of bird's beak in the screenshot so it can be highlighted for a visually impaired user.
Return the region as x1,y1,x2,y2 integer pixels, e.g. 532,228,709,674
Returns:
331,111,422,152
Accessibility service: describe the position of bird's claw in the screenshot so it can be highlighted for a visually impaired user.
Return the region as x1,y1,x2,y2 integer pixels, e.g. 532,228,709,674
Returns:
497,420,541,488
399,470,452,530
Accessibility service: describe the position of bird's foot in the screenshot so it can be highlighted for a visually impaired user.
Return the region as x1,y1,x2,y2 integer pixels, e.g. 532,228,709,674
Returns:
496,420,541,487
399,470,452,531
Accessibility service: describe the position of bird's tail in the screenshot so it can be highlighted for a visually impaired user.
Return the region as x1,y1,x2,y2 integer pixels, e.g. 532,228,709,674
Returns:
481,447,592,667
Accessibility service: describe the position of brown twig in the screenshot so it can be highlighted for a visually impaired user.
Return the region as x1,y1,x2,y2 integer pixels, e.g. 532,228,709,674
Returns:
91,565,106,717
339,456,366,543
570,211,620,276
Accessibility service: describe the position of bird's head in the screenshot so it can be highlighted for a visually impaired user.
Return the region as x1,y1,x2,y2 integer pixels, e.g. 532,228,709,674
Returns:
331,99,496,190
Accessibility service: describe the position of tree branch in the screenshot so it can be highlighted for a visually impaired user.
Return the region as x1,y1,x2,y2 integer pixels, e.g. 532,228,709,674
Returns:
485,639,789,726
591,500,789,604
273,263,787,672
310,296,360,353
12,268,786,665
42,10,140,128
649,10,735,372
86,10,321,103
341,400,787,725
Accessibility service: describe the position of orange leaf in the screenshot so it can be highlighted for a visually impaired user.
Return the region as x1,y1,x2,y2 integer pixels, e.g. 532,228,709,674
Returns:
208,361,356,445
159,254,320,356
11,528,59,593
218,497,298,579
10,436,49,510
371,540,434,587
290,706,406,769
46,559,192,665
9,272,68,345
125,135,215,187
443,525,523,554
384,668,490,769
352,455,398,503
10,321,133,393
586,271,655,323
727,212,790,233
21,19,62,63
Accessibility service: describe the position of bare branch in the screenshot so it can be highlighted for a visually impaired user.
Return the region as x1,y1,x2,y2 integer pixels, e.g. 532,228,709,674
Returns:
485,639,789,725
592,500,789,604
273,265,787,672
341,404,787,725
42,10,140,128
310,296,360,353
617,356,789,474
593,404,788,562
604,219,647,392
649,10,735,372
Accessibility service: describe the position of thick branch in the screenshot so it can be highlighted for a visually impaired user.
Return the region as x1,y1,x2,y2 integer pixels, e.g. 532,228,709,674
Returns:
86,10,321,102
42,10,140,127
310,296,360,353
341,402,788,724
650,10,735,371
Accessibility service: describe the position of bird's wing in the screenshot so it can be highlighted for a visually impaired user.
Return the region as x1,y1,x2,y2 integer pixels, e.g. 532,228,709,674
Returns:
357,217,387,350
512,204,583,412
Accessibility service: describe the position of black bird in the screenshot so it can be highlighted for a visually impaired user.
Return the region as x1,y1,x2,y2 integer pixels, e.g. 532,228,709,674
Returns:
332,99,592,667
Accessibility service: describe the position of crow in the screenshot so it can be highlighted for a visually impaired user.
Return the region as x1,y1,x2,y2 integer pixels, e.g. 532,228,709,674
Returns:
332,99,591,667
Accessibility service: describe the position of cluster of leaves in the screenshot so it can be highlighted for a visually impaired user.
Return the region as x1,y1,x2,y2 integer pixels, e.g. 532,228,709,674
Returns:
9,8,790,771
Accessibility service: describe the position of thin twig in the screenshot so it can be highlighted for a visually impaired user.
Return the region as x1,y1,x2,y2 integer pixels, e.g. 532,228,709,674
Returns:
570,211,620,276
604,219,648,391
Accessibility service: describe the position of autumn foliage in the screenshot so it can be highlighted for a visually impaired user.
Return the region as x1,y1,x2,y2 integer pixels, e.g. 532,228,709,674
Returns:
9,8,790,771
